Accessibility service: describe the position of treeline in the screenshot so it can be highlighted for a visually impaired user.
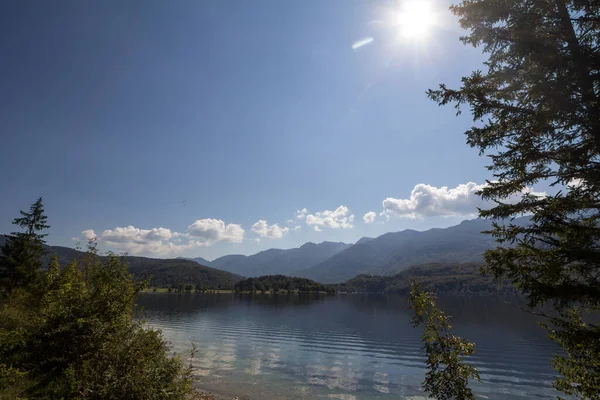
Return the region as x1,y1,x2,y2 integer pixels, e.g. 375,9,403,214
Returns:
161,283,225,293
338,263,515,295
234,275,336,293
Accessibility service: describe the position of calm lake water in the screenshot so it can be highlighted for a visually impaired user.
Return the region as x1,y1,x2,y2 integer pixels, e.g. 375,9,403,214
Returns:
136,293,559,400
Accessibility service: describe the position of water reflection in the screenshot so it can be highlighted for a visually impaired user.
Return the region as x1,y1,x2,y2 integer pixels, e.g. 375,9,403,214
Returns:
137,293,559,400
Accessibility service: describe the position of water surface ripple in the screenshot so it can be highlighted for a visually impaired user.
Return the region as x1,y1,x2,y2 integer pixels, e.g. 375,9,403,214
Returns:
136,293,558,400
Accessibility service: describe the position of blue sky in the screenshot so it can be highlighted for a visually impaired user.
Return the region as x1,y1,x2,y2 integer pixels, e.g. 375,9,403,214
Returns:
1,0,504,260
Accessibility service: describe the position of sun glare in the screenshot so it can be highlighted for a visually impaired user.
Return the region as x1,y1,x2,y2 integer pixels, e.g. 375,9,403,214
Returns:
396,1,436,40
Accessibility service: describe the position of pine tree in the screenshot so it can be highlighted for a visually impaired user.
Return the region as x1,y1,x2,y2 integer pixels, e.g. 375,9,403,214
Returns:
427,1,600,397
0,198,50,292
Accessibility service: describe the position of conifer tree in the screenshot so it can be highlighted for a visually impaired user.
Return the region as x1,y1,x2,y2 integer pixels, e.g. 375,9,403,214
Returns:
426,1,600,397
0,198,50,292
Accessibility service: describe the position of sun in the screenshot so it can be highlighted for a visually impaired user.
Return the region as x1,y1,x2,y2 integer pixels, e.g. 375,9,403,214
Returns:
396,1,437,40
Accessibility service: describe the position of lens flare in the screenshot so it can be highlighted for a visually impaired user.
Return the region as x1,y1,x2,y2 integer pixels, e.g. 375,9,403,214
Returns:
352,37,374,50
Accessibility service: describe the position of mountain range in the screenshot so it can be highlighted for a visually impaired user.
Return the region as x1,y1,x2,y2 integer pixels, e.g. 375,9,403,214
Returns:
190,217,517,283
191,241,351,277
1,217,524,285
298,218,500,282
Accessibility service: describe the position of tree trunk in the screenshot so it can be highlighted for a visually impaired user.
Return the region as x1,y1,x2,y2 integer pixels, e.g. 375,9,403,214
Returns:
556,0,600,154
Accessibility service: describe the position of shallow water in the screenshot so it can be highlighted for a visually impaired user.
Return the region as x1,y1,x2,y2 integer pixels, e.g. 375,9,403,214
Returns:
136,293,559,400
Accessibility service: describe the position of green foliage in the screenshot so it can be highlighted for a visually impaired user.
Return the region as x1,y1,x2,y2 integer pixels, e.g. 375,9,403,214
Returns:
0,199,195,399
0,198,50,293
339,263,515,294
0,250,195,399
535,307,600,399
409,283,480,400
234,275,336,293
428,1,600,397
0,251,194,399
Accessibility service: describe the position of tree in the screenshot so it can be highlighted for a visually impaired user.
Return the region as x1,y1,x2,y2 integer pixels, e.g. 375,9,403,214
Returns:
0,197,50,293
185,283,195,292
427,1,600,397
409,283,480,400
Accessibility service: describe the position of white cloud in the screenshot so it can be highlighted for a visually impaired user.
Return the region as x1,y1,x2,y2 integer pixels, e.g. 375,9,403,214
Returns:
296,208,308,219
81,229,97,241
363,211,376,224
314,226,322,232
187,219,244,244
72,225,199,256
293,225,302,231
285,219,295,225
75,218,245,257
101,226,175,245
381,182,545,219
299,205,355,230
251,220,289,239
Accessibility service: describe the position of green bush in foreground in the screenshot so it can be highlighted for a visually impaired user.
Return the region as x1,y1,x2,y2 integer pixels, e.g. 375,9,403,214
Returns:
0,251,194,399
0,200,194,399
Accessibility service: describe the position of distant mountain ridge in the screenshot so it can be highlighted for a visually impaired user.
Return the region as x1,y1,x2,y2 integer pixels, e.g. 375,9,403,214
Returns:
181,256,212,266
184,217,523,282
205,241,352,277
296,218,527,283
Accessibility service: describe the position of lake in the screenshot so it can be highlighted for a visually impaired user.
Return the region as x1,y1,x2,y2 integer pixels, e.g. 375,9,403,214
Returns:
136,293,559,400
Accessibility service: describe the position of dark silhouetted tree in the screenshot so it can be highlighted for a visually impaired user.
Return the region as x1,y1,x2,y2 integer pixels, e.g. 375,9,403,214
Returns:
427,1,600,397
0,197,49,293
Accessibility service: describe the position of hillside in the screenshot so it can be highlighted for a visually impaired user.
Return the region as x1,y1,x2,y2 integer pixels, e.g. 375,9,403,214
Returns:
125,256,243,289
0,235,242,289
338,262,515,295
298,218,525,283
206,241,352,277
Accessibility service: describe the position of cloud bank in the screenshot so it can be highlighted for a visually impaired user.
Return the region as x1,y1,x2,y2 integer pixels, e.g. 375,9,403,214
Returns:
76,218,245,257
380,182,545,219
73,181,546,258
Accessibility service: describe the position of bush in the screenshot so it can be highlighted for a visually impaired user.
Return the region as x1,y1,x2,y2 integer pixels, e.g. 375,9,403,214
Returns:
0,252,194,399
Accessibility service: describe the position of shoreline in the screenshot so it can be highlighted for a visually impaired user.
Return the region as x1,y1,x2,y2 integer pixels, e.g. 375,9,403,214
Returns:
140,288,333,295
192,382,246,400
